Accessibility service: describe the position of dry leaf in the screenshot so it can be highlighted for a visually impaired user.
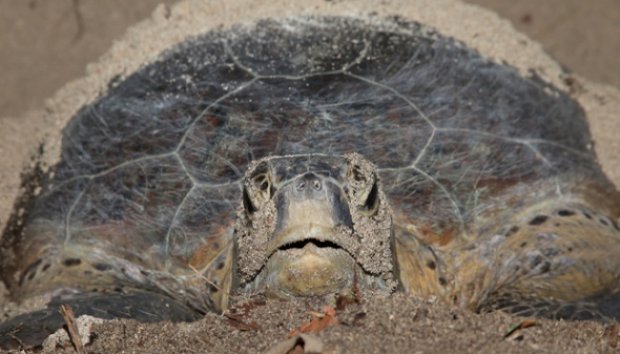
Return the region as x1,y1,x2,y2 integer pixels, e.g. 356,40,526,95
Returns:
289,306,338,337
225,313,261,331
224,298,266,331
234,298,267,316
335,295,357,311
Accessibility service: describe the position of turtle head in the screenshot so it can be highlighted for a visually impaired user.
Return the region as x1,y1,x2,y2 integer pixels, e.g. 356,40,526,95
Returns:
234,153,398,299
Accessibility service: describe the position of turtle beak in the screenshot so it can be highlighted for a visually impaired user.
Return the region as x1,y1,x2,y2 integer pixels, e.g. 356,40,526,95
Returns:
267,172,354,255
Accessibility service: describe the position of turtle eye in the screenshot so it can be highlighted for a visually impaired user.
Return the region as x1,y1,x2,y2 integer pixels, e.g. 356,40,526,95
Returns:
251,173,271,194
360,180,380,215
243,172,273,214
252,173,269,192
346,163,380,216
348,164,367,184
242,187,257,214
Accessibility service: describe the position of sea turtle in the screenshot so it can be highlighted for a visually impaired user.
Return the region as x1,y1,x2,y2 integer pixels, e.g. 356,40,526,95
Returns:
2,15,620,349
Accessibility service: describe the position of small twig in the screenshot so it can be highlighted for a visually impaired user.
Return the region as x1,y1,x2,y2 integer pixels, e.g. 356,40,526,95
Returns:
503,319,537,339
188,264,225,293
59,304,86,354
121,322,127,350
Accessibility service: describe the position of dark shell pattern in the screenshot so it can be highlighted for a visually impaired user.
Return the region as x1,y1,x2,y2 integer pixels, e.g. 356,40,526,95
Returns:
3,16,619,321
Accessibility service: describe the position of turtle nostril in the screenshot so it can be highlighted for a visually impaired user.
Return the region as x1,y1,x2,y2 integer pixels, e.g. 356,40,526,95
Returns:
295,173,323,194
296,181,306,191
312,179,322,191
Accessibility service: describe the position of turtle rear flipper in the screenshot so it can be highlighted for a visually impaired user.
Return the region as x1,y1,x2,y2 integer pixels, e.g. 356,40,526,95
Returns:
0,291,201,350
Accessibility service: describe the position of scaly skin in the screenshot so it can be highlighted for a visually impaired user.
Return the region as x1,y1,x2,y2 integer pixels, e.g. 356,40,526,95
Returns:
397,179,620,319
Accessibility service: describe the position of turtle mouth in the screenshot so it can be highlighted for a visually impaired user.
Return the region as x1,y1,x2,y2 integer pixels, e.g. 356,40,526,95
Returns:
278,238,342,250
267,224,355,259
275,238,346,255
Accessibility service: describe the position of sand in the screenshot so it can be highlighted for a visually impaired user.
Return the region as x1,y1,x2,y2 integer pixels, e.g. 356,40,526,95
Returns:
0,0,619,352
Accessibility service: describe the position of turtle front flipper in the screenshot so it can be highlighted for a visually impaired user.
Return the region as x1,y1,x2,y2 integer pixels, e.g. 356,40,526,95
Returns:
0,291,201,350
454,198,620,321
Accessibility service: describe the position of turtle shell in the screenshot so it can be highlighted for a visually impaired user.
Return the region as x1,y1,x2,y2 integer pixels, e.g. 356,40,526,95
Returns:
2,16,616,311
